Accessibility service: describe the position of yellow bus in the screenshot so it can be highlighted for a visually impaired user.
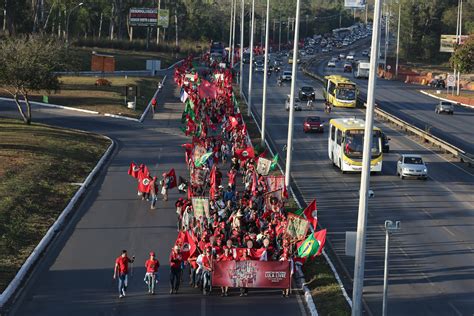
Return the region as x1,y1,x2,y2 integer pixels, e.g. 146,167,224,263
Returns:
324,75,358,108
328,118,383,173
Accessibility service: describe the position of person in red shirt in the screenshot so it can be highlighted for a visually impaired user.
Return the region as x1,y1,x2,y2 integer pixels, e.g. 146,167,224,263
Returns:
169,246,183,294
217,246,233,296
201,247,213,295
113,250,135,298
144,252,160,295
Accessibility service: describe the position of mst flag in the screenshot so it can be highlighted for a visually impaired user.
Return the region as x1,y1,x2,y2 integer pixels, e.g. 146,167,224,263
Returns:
138,176,152,193
175,231,197,261
235,146,255,160
297,229,327,258
128,162,140,178
303,199,318,230
165,168,178,189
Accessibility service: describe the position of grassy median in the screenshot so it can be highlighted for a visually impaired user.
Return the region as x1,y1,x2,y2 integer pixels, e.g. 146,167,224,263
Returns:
0,119,110,292
237,92,350,315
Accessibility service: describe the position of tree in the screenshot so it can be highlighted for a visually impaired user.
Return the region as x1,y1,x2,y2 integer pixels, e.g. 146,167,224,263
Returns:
450,35,474,74
0,36,68,124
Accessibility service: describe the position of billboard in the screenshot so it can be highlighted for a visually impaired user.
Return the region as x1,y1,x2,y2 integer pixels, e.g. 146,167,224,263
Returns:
129,8,158,27
212,260,291,289
440,34,469,53
345,0,366,8
158,9,170,28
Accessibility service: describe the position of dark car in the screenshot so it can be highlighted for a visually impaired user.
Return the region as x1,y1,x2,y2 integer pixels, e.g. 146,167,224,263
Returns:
299,86,316,101
429,79,446,89
242,53,250,64
303,116,324,133
382,132,390,153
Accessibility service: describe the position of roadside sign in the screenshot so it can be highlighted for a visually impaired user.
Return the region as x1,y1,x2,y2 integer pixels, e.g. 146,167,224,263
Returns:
440,34,469,53
129,8,158,27
157,9,169,28
345,0,366,8
446,74,455,87
386,65,391,70
345,231,357,257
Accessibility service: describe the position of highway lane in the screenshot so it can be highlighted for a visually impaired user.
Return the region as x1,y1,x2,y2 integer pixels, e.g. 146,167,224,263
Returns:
242,63,474,315
310,50,474,155
0,76,305,315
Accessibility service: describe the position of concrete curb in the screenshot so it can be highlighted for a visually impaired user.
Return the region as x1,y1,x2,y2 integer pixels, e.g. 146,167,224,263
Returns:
0,135,115,309
139,74,168,123
0,97,100,115
419,90,474,109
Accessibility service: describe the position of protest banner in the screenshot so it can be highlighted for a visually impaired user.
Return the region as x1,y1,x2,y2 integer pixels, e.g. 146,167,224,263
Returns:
193,145,207,163
256,157,271,176
286,213,309,240
212,260,291,289
192,197,210,218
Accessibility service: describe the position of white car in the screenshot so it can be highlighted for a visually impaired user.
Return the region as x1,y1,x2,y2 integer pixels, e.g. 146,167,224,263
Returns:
339,53,346,59
327,59,337,67
346,54,355,61
280,70,292,81
397,154,428,180
254,62,265,72
285,95,302,111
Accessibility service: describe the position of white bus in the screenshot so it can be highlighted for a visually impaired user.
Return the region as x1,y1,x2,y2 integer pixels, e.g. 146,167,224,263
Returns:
328,118,383,173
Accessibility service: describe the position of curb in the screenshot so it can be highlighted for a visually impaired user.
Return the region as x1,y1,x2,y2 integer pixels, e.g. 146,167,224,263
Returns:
139,74,168,122
0,135,115,309
0,97,100,115
419,90,474,109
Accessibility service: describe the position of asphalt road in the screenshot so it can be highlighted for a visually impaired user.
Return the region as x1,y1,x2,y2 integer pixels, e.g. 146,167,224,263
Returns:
0,74,306,315
242,62,474,315
310,48,474,156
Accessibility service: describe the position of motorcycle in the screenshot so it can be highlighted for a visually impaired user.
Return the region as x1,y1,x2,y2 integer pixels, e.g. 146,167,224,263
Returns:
277,78,282,86
324,102,332,114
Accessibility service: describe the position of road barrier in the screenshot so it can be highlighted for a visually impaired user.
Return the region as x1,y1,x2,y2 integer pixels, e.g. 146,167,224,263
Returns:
302,57,473,167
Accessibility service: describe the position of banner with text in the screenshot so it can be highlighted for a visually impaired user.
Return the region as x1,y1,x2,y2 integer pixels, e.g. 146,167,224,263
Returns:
212,260,291,289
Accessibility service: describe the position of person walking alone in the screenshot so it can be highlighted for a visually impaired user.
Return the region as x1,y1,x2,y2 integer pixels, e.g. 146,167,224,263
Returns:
113,250,135,298
144,251,160,294
169,245,183,294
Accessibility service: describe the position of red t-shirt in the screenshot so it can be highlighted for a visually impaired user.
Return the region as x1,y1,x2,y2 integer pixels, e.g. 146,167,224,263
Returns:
218,253,234,261
115,256,130,274
145,259,160,273
169,252,183,269
202,255,212,270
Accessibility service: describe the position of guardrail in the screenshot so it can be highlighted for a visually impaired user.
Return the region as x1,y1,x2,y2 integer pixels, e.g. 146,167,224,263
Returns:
302,57,474,167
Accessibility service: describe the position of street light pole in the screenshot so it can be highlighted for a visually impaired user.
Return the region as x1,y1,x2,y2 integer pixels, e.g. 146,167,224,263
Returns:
229,0,234,63
248,0,255,117
284,0,301,190
395,1,401,78
261,0,270,148
239,0,244,95
66,2,83,45
382,220,401,316
351,0,383,315
456,0,463,96
231,0,237,68
383,1,389,71
278,14,282,51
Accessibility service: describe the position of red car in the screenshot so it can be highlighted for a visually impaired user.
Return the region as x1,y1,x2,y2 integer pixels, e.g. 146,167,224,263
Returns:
303,116,324,133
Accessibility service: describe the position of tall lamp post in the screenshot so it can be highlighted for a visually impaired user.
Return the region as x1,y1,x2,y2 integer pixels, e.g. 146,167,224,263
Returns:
351,0,383,315
239,0,244,95
382,220,401,316
260,0,270,147
395,0,401,78
66,2,84,45
247,0,255,117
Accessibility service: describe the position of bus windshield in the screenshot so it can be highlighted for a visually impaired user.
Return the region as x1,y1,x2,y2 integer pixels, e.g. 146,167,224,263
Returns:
344,130,381,159
336,88,356,100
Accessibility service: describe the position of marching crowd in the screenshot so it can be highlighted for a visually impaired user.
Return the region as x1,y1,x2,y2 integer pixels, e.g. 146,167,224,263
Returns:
114,53,326,299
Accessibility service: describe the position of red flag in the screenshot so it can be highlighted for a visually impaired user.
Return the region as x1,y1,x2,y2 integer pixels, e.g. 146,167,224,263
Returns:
235,146,255,160
165,168,177,189
137,164,150,182
198,79,217,99
127,162,140,178
249,248,267,260
251,170,257,197
175,231,197,261
229,116,238,129
303,199,318,230
209,165,217,199
138,176,152,193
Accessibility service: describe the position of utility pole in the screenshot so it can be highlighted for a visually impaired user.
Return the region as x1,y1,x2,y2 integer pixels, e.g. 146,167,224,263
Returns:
365,3,368,24
239,0,244,95
284,0,301,190
261,0,270,147
382,220,401,316
156,0,161,44
278,14,282,51
248,0,255,117
395,1,401,78
351,0,383,315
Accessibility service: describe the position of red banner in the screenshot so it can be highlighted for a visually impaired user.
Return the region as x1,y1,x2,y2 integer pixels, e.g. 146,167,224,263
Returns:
212,260,291,289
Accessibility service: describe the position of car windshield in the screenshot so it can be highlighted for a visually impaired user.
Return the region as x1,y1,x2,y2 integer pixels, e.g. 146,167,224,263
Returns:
302,87,313,92
284,71,291,76
307,117,320,123
404,157,423,164
441,102,452,106
344,130,381,159
336,88,356,100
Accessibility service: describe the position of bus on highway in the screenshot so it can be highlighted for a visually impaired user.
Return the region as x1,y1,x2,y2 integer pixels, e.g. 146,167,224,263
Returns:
324,75,358,108
328,118,383,173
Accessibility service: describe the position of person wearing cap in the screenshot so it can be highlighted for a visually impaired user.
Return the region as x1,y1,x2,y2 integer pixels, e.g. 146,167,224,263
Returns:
169,245,183,294
113,250,135,298
144,252,160,294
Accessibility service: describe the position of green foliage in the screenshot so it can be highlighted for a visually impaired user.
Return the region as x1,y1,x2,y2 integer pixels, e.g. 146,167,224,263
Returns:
450,35,474,73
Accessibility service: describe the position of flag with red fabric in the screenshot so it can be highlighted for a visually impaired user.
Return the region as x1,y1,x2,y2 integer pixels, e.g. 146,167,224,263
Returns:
127,162,140,178
198,79,218,99
138,176,152,193
235,146,255,160
209,165,217,199
137,164,150,182
175,231,197,261
303,199,318,230
165,168,178,189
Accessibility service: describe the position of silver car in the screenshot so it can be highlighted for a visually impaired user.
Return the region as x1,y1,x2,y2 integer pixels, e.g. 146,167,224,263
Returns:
285,95,302,111
435,101,454,115
397,154,428,180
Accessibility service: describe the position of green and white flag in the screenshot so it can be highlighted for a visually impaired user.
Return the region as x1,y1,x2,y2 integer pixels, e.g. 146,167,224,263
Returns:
297,229,327,258
195,151,213,167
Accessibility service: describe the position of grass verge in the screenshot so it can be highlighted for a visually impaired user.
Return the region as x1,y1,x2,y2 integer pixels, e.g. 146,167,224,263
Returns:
0,118,110,292
1,76,162,118
236,92,350,316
